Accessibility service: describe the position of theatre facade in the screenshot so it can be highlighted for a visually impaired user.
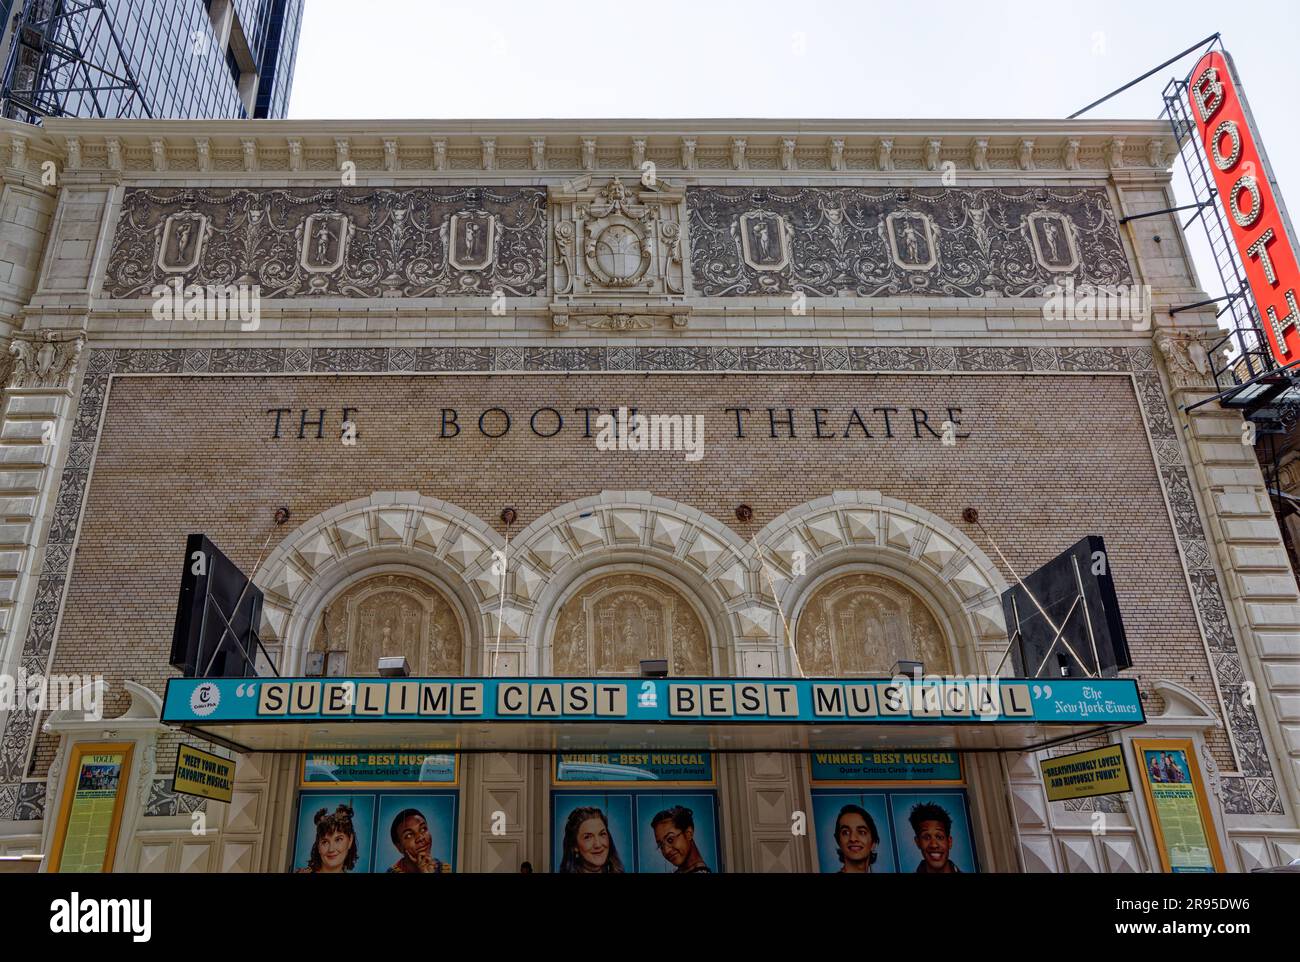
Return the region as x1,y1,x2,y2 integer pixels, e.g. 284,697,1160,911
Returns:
0,115,1298,874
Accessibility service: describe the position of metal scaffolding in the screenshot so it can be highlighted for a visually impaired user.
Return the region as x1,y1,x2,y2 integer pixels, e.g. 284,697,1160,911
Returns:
1,0,149,123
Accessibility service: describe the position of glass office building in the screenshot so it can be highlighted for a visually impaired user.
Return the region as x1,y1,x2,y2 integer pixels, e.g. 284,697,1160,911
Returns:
0,0,303,122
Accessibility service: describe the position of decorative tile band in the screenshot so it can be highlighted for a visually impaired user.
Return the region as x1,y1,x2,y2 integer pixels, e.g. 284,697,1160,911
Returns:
103,187,549,299
688,186,1132,297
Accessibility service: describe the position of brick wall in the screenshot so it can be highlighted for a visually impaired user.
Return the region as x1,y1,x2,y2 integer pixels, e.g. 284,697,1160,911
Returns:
35,370,1223,773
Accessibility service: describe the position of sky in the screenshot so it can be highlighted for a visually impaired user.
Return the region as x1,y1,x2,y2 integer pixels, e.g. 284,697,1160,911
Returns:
287,0,1300,310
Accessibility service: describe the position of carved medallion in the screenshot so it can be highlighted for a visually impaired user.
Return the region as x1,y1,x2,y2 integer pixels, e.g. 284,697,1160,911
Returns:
580,180,654,288
551,573,710,675
1027,210,1079,272
300,211,351,273
739,210,791,271
157,211,208,272
448,211,496,271
885,211,938,271
795,573,951,677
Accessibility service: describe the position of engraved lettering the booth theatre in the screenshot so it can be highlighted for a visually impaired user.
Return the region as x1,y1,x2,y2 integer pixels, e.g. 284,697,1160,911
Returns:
264,404,974,441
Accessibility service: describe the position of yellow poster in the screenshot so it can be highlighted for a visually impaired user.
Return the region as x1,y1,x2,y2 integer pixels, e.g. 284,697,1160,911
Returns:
174,744,235,802
1039,744,1131,802
52,744,132,873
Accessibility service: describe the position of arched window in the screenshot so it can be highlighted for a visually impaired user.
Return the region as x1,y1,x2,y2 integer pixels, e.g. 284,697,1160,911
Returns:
551,573,711,676
795,573,952,676
308,572,465,676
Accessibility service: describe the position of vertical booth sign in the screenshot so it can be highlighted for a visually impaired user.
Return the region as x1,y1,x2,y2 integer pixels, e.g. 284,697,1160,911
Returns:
1188,50,1300,365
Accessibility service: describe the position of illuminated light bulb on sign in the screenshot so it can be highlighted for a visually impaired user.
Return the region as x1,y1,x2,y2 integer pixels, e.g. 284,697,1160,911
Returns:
1189,51,1300,364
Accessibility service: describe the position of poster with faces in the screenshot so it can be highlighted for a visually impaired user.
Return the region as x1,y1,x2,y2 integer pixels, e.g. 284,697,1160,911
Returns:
551,791,720,874
811,789,976,874
292,791,458,873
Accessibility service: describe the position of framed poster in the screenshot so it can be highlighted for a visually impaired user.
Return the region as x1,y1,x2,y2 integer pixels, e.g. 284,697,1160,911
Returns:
551,790,721,874
811,788,978,874
291,789,458,873
1132,738,1225,873
48,742,134,873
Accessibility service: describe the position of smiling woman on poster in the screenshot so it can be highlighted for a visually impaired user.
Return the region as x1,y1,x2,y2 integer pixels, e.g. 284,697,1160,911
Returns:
298,804,359,873
559,806,626,873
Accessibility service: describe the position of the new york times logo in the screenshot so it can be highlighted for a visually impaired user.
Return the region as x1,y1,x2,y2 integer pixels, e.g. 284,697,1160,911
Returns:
50,893,151,942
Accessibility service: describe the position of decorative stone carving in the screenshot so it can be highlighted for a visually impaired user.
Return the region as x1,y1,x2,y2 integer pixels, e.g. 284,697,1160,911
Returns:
447,211,497,271
1106,137,1125,170
971,138,988,171
781,137,797,171
65,137,81,169
829,138,845,172
551,573,710,675
739,210,793,271
481,138,495,171
150,138,166,172
1148,138,1166,169
1156,331,1217,389
1026,210,1079,272
580,313,674,331
8,134,26,170
1063,137,1080,171
104,187,547,298
689,185,1131,297
300,211,352,274
886,211,938,271
7,330,84,389
680,137,696,171
288,138,302,171
877,137,894,171
1018,138,1035,171
311,573,464,676
531,137,546,171
732,137,747,170
548,175,688,310
105,137,121,171
241,138,257,172
631,138,646,169
432,138,447,171
137,743,157,811
194,137,209,172
795,573,952,677
334,138,349,170
384,138,399,172
581,138,596,171
925,138,941,172
156,211,210,272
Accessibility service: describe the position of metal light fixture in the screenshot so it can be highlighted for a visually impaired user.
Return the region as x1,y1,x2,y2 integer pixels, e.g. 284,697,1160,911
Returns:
378,656,410,678
640,659,668,678
892,659,923,680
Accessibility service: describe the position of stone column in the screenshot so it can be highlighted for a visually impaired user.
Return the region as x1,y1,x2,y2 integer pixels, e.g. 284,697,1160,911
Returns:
0,332,84,791
1157,326,1300,867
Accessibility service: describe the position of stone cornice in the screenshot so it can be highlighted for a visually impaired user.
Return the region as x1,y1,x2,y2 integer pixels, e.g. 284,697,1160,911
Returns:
0,117,1176,177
